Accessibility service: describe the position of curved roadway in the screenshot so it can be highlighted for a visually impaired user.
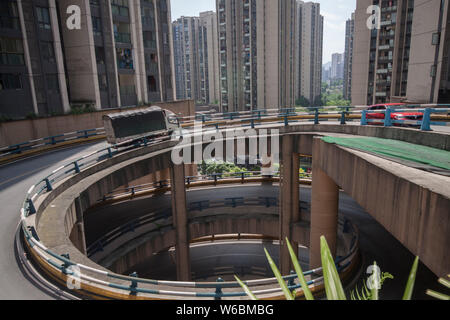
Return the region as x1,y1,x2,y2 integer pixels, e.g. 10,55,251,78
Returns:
0,141,107,300
0,140,444,300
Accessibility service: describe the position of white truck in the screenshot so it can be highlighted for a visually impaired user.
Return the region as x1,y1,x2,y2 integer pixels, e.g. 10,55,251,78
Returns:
103,106,180,145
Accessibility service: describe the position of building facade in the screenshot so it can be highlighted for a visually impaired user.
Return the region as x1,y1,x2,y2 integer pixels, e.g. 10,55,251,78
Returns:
0,0,176,119
217,0,297,112
351,0,449,106
0,0,70,118
331,53,344,80
173,16,200,102
172,11,219,105
295,1,324,105
344,12,355,101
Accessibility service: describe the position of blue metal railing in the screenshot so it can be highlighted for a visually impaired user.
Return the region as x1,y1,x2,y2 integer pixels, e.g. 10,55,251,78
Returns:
0,128,105,160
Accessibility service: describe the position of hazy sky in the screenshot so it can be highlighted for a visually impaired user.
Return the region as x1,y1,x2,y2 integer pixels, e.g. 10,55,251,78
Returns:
170,0,356,64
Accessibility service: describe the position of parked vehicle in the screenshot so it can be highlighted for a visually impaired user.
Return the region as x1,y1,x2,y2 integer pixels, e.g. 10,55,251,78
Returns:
366,103,423,127
103,106,180,145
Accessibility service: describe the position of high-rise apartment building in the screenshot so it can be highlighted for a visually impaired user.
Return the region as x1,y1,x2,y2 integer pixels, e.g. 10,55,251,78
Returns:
353,0,449,106
172,11,219,105
0,0,176,119
0,0,70,118
173,16,200,101
295,1,324,105
344,12,355,101
199,11,220,106
331,53,344,80
217,0,297,112
406,0,449,103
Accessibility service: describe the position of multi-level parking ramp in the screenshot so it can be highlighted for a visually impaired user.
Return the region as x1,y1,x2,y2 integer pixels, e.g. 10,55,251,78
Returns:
3,105,450,299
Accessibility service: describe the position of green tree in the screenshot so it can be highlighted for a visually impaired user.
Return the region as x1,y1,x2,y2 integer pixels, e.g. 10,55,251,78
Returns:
295,96,310,108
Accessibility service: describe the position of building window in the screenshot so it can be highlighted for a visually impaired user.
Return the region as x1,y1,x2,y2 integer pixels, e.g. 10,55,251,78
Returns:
116,48,134,69
111,0,129,17
36,7,51,30
0,73,22,90
0,37,24,65
143,31,156,49
148,75,157,92
0,1,20,30
41,41,55,64
114,22,131,43
98,74,108,91
95,46,105,65
46,74,59,93
92,16,102,36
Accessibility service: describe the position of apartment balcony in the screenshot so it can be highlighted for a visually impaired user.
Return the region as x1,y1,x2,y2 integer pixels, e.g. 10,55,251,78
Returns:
379,31,395,38
381,6,397,13
375,92,387,97
380,20,394,27
378,44,392,50
376,79,391,85
377,56,392,62
115,32,131,44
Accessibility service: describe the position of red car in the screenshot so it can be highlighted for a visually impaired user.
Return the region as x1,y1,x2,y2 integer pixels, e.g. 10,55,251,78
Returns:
366,103,423,126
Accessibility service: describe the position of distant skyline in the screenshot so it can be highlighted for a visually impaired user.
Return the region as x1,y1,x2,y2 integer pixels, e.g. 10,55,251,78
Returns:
170,0,356,64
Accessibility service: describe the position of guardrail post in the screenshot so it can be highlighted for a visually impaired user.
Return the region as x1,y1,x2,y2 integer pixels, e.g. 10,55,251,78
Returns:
340,111,346,125
420,108,432,131
107,147,113,158
131,187,135,196
361,110,368,125
314,109,319,125
27,199,36,215
241,172,245,183
44,178,53,192
50,136,56,145
129,272,138,296
61,254,71,274
215,278,224,301
384,108,392,127
284,114,289,126
288,270,296,287
74,161,81,173
250,118,255,129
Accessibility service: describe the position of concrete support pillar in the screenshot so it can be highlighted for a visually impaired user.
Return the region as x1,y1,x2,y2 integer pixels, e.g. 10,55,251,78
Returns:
309,165,339,269
279,135,300,275
170,164,191,281
160,168,170,182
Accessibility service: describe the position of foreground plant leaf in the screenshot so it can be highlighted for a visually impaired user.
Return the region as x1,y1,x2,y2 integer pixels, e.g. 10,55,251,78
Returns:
234,276,258,300
286,238,314,300
264,248,294,300
320,236,347,300
402,256,419,300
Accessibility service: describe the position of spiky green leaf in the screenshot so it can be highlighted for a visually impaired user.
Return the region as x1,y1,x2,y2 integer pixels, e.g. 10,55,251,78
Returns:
285,238,314,300
402,256,419,300
234,276,258,300
426,289,450,301
264,248,294,300
320,236,346,300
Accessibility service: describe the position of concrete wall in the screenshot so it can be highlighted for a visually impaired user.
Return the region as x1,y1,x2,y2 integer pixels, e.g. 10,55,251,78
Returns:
0,100,195,147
